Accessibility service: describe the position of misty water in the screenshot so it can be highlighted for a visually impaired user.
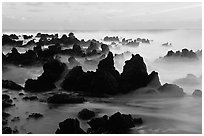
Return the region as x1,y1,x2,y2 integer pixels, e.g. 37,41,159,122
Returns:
2,29,202,134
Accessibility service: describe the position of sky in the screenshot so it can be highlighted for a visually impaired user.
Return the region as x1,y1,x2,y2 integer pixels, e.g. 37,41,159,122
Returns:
2,2,202,31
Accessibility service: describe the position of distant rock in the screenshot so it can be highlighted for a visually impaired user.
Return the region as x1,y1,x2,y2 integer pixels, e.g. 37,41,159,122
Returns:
78,108,95,120
25,59,66,92
103,36,119,42
2,34,23,46
9,34,19,40
23,35,33,39
47,93,85,104
158,83,185,97
87,112,143,134
192,90,202,97
164,48,198,60
173,74,201,86
162,42,172,47
55,118,86,134
2,80,24,90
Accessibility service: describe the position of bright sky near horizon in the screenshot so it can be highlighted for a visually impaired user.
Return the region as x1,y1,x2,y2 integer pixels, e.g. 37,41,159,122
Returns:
2,2,202,31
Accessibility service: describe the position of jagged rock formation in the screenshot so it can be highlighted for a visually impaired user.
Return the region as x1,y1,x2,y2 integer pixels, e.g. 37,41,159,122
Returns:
120,54,149,92
55,118,86,134
25,59,66,92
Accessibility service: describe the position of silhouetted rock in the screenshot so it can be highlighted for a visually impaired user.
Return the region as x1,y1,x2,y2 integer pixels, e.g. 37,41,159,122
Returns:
55,118,86,134
23,35,33,39
11,117,20,122
97,52,120,80
78,108,95,120
24,39,36,46
2,80,24,90
101,44,109,54
158,83,185,97
25,59,66,92
192,90,202,97
62,66,85,91
9,34,19,40
164,48,198,59
59,33,80,45
22,96,38,101
120,54,149,93
104,36,119,42
47,93,85,104
27,113,43,119
147,71,161,88
4,47,40,66
87,115,108,133
87,112,143,134
2,34,23,46
3,112,10,118
2,127,12,134
2,94,14,109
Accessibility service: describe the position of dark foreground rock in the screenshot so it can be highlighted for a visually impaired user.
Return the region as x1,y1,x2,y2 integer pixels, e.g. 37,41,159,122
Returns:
2,94,14,109
56,118,86,134
2,80,24,90
2,112,10,126
87,112,143,134
25,59,66,92
2,127,19,134
158,83,185,97
120,54,149,93
47,93,85,104
2,127,12,134
192,90,202,97
27,113,43,119
78,108,95,120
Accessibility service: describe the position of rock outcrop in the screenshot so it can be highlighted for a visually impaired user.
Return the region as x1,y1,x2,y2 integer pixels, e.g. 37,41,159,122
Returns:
192,90,202,97
2,80,24,90
158,83,185,97
78,108,95,120
25,59,66,92
56,118,86,134
87,112,143,134
120,54,149,93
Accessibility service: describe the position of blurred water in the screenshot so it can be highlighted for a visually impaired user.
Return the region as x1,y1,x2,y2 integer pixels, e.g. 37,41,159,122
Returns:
4,89,202,134
2,29,202,134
